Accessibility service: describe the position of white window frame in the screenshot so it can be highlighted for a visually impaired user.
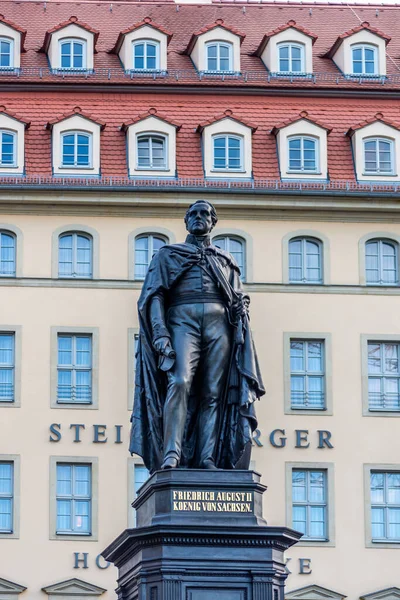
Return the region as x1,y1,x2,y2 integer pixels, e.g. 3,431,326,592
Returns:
212,134,243,172
0,129,16,168
0,455,20,539
366,341,400,412
0,37,14,69
288,135,319,173
286,462,335,547
58,37,87,70
352,44,378,76
213,234,246,281
205,41,233,72
136,133,168,170
364,464,400,548
56,333,92,406
365,238,398,286
50,455,98,541
58,232,93,279
289,339,326,411
132,39,160,71
288,236,323,284
55,462,92,535
134,233,167,281
277,42,305,73
0,230,16,276
363,137,394,175
60,130,92,169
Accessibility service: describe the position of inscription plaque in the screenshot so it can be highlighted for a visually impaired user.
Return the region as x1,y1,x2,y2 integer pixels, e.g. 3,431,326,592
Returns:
172,489,254,513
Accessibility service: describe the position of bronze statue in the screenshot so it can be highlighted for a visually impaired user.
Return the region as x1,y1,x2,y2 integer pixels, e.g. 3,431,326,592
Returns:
129,200,265,472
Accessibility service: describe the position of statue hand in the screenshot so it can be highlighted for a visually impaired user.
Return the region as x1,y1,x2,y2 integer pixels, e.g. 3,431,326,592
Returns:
153,336,173,356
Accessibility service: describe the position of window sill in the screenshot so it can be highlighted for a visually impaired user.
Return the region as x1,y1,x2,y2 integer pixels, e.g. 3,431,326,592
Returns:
270,72,313,79
295,538,334,547
58,166,94,171
52,531,97,541
362,173,397,178
134,167,170,172
286,171,322,176
54,401,96,410
289,281,324,285
200,71,241,77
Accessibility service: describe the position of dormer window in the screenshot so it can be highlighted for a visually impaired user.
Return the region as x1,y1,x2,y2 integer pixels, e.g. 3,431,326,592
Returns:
0,131,16,166
185,20,244,74
60,38,86,69
0,38,13,69
61,132,91,168
133,40,159,71
364,138,393,174
278,43,304,73
137,134,167,169
289,136,318,173
206,41,232,72
213,135,242,171
352,44,377,75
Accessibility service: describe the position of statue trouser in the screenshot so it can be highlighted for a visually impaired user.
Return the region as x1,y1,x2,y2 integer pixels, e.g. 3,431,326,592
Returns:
163,302,231,467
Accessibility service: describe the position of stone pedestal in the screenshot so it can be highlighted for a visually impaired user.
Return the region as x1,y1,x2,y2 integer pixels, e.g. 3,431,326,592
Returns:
102,470,301,600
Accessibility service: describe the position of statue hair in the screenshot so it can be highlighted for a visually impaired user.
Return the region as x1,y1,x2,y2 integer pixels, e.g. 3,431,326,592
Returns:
184,200,218,228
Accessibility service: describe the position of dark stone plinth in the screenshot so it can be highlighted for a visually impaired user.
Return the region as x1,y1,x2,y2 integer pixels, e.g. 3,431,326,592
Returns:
102,470,301,600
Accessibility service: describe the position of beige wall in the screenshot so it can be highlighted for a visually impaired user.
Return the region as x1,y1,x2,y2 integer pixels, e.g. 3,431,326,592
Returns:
0,208,400,598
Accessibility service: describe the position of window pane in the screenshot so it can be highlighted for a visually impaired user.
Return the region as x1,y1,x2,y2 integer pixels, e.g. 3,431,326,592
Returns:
309,471,325,502
57,464,72,496
292,505,307,534
0,498,12,531
371,507,385,538
388,508,400,539
387,473,400,504
309,506,326,538
292,470,306,502
0,463,12,495
75,336,91,366
58,335,72,365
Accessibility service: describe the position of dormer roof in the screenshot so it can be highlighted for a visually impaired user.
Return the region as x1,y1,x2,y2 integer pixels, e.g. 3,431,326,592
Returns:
120,107,181,131
185,19,245,55
40,16,100,53
111,17,172,54
46,106,106,130
255,20,318,56
0,104,30,128
196,109,257,133
271,111,332,135
0,14,26,51
346,112,400,136
324,21,391,59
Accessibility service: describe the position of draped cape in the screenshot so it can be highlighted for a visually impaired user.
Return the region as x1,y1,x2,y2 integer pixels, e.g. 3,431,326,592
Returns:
129,241,265,473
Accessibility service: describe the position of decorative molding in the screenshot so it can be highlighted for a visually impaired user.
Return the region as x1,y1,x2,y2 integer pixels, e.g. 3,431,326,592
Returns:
286,585,346,600
0,576,26,596
360,588,400,600
42,577,106,597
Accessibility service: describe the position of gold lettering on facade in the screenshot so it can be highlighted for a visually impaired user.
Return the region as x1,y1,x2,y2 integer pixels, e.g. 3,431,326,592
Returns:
172,490,253,513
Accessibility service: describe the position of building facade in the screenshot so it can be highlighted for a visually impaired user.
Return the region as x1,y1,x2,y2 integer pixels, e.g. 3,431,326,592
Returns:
0,1,400,599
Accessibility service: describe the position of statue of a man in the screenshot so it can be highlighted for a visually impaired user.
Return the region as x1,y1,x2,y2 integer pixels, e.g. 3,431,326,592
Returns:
129,200,265,472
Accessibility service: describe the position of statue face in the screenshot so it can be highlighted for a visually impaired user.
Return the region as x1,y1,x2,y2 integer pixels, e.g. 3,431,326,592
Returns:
186,202,214,235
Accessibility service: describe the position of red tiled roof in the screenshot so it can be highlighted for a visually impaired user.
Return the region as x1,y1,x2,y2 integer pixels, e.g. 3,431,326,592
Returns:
271,111,332,135
111,17,173,54
325,21,391,58
0,14,26,52
5,90,396,182
255,20,318,56
196,110,257,132
40,16,100,53
120,108,181,131
346,112,400,136
0,3,396,89
45,106,106,130
185,19,246,55
0,105,30,128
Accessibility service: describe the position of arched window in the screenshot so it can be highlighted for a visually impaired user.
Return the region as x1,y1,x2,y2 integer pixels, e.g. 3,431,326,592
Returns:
363,138,394,175
133,40,160,70
213,235,245,280
206,42,233,72
61,131,91,168
366,239,398,285
352,45,377,75
60,39,86,69
278,43,304,73
213,135,243,171
289,237,323,284
137,134,167,170
0,38,13,69
0,231,16,276
288,136,318,173
134,234,166,280
59,233,92,278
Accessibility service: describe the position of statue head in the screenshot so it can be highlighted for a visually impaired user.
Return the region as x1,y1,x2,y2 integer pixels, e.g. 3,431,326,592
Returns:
184,200,218,236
